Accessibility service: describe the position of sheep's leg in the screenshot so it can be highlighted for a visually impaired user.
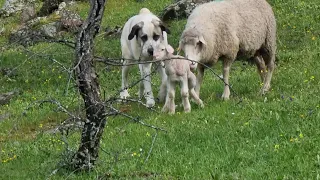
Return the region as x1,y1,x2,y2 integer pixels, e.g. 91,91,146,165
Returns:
221,59,232,100
195,64,205,96
163,80,175,114
254,55,267,82
189,88,204,108
157,62,167,103
188,72,204,108
181,77,191,113
261,52,275,95
162,84,169,113
139,63,155,107
120,59,132,99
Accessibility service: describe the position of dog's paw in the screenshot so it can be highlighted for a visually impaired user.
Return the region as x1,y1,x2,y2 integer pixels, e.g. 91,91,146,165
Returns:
120,90,130,99
146,99,155,108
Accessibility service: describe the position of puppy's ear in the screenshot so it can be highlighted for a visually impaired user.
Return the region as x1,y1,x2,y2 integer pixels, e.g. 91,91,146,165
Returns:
159,21,171,34
128,21,144,40
152,19,171,35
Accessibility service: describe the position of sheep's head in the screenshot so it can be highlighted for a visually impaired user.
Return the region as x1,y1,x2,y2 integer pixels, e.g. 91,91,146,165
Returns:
153,43,174,61
179,28,206,70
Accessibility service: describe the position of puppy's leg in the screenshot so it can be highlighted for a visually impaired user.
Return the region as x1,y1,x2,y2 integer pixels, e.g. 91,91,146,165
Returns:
139,63,155,107
157,62,167,102
120,59,132,99
181,76,191,113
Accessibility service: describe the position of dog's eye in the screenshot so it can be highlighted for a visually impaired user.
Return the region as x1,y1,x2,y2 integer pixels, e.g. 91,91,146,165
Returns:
153,34,160,41
141,35,148,42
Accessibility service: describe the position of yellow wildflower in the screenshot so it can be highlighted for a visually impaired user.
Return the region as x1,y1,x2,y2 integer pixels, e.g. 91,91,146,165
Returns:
299,133,304,138
312,36,316,40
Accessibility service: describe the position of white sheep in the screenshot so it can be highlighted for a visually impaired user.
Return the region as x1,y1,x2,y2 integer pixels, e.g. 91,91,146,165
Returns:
179,0,277,100
153,41,204,114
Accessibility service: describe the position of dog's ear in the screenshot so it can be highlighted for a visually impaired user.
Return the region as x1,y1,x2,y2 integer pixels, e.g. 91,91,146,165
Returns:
159,21,171,34
128,21,144,40
152,19,170,35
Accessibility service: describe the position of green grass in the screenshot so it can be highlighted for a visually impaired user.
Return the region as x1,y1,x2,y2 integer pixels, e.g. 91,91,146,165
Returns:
1,0,320,179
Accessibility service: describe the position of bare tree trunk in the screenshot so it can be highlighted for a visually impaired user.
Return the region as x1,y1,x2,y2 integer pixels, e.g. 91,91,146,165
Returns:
71,0,107,171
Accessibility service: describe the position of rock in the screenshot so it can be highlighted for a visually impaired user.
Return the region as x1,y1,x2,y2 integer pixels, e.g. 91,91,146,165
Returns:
41,22,59,37
59,10,83,33
0,113,10,121
0,0,34,17
20,4,36,23
9,17,59,46
1,68,17,78
161,0,212,21
0,90,19,106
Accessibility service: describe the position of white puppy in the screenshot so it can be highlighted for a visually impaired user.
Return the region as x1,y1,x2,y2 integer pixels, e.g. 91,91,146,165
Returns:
120,8,170,107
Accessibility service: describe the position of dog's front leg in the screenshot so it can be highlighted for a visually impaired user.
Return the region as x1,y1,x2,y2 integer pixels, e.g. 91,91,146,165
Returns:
139,63,155,107
120,59,132,99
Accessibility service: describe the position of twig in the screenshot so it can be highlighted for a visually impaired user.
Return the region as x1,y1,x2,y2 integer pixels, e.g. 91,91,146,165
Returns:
144,131,158,164
109,106,167,132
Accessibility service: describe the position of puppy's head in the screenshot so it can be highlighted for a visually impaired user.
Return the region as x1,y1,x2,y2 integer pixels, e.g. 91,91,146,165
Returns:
128,19,170,58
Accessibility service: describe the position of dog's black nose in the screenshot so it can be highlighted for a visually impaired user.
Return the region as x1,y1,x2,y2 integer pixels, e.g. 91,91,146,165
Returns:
147,48,153,56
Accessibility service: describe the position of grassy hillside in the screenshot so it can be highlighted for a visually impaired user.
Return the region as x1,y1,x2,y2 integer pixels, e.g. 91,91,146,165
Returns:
0,0,320,179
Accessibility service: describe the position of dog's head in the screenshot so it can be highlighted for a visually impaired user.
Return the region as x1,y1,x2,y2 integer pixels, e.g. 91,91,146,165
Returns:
128,19,170,58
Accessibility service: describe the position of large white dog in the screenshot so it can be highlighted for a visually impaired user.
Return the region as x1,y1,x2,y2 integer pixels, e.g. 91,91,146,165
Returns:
120,8,170,107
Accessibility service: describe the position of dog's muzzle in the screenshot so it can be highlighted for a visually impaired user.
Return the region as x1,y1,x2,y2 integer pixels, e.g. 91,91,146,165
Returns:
147,47,154,56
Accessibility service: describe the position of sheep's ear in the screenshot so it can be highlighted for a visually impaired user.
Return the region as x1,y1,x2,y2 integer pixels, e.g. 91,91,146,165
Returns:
128,21,144,40
198,35,206,46
166,45,174,54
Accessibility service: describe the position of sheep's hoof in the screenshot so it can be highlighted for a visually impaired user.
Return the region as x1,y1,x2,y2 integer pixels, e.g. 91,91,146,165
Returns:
199,100,204,108
158,94,166,103
260,87,270,96
221,96,230,101
184,109,191,113
162,106,168,113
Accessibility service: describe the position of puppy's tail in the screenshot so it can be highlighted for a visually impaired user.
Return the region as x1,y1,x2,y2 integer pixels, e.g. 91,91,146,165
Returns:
139,8,151,14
